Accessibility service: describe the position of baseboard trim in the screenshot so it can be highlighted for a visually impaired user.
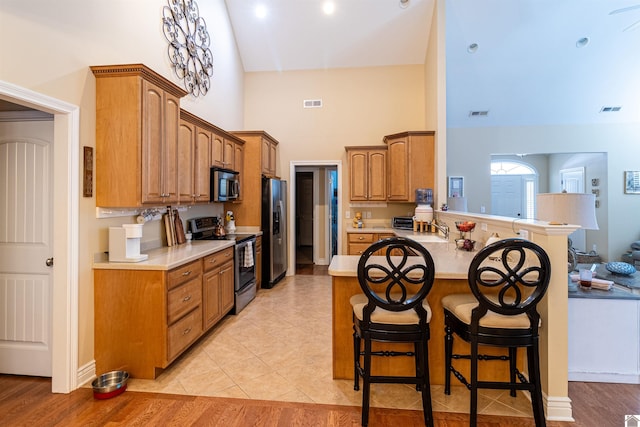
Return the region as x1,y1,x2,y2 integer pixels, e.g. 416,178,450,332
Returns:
545,394,574,422
569,371,640,384
77,360,96,388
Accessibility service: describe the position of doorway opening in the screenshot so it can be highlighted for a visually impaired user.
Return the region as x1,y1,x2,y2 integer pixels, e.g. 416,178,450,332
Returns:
289,161,342,276
0,80,80,393
295,171,314,269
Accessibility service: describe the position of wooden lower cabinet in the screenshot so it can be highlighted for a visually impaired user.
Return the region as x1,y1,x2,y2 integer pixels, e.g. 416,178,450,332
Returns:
202,247,234,329
94,249,233,379
347,232,395,255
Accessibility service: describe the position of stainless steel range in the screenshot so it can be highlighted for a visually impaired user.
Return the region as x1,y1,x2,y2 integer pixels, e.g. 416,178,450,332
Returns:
188,217,257,314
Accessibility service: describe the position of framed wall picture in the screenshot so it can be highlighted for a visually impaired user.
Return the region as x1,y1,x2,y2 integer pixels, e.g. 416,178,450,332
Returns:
624,171,640,194
448,176,464,198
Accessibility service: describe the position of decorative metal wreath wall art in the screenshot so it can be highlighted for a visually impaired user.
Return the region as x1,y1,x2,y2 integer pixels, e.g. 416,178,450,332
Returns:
162,0,213,97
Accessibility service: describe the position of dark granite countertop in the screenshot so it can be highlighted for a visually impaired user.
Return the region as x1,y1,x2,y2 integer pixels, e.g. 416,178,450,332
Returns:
569,263,640,300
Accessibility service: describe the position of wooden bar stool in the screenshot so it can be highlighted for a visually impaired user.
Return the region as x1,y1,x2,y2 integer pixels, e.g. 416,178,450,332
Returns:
442,238,551,427
351,237,435,427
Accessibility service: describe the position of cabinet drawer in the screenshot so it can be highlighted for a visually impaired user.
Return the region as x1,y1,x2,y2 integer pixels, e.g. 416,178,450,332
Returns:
203,247,234,272
167,260,202,290
167,307,202,361
348,233,375,243
349,243,372,255
167,278,202,324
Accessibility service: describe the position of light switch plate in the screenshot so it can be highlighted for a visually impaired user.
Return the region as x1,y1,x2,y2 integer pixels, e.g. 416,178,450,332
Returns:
345,211,350,219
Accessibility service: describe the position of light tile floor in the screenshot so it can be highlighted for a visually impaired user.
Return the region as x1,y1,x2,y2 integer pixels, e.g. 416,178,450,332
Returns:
127,274,534,418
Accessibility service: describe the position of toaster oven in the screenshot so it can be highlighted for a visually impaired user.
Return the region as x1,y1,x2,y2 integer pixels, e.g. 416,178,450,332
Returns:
392,216,414,230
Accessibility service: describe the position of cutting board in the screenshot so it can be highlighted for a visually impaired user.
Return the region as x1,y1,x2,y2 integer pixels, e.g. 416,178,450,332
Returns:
174,210,186,244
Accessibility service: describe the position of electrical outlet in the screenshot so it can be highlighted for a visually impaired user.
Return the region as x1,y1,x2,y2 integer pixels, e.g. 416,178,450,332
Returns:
345,211,350,219
365,211,371,219
481,223,487,231
518,229,529,240
480,205,486,213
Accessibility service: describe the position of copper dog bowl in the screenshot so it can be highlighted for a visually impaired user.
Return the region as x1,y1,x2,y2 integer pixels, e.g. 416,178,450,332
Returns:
91,370,129,399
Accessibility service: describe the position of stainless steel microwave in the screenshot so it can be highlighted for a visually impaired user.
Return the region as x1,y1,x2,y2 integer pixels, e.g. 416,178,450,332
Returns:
210,167,240,202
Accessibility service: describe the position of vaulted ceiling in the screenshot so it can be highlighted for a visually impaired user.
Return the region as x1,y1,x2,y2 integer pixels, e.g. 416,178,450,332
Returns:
226,0,640,128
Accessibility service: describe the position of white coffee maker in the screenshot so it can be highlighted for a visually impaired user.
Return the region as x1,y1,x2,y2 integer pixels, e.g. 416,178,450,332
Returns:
109,223,148,262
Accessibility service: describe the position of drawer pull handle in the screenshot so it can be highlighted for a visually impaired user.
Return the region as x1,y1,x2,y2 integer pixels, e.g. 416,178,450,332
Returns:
182,270,192,276
220,267,231,275
209,259,217,263
183,327,192,335
358,236,364,240
183,295,191,302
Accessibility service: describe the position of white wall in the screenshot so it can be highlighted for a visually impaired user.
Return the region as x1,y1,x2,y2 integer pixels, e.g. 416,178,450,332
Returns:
0,0,245,368
447,123,640,262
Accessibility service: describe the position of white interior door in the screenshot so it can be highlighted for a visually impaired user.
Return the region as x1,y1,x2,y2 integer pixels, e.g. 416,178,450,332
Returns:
491,175,524,218
0,121,53,376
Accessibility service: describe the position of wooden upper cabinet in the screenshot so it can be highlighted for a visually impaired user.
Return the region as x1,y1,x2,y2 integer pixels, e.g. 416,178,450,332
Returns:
178,118,196,203
346,146,387,201
234,141,244,201
384,131,435,202
194,127,212,202
91,64,188,207
227,130,280,227
212,132,242,173
178,110,212,204
264,136,278,177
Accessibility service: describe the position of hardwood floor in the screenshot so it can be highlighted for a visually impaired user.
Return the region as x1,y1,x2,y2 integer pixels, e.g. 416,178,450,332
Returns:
1,375,639,426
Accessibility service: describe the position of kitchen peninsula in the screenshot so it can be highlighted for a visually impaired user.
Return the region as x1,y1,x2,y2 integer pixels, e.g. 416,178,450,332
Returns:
330,211,578,422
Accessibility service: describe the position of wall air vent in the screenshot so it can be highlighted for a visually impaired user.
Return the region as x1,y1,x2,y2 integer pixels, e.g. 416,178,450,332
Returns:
600,106,622,113
303,99,323,108
469,110,489,117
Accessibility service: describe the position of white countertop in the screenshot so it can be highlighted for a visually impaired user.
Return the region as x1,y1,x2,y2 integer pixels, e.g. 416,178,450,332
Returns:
93,240,235,271
329,243,475,280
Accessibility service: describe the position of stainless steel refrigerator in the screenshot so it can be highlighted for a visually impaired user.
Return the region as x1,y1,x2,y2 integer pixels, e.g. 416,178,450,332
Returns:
261,177,287,288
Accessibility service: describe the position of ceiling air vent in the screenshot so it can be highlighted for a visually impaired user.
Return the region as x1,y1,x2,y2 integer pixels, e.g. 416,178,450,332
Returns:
469,110,489,117
303,99,323,108
600,106,622,113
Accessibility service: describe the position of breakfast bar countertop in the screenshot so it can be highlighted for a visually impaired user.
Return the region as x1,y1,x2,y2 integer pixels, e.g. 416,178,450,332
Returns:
92,240,235,271
329,244,475,280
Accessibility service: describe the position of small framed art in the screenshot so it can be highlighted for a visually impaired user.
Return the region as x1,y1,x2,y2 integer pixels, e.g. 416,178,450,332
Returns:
624,171,640,194
448,176,464,198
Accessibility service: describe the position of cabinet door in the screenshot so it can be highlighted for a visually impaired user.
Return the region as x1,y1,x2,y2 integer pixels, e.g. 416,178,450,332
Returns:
164,93,180,202
386,138,410,201
212,133,224,168
219,260,235,314
141,80,165,204
223,139,235,170
261,138,271,175
234,142,244,200
348,151,368,201
269,141,277,176
194,127,212,202
178,120,196,203
141,80,179,204
203,269,223,329
368,150,387,201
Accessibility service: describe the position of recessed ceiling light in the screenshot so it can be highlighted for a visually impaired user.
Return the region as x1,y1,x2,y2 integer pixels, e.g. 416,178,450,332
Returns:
323,1,335,15
399,0,410,9
255,4,267,19
576,37,590,48
467,43,479,53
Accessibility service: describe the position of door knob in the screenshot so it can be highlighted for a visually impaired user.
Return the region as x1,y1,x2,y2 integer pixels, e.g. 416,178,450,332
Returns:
46,257,54,267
